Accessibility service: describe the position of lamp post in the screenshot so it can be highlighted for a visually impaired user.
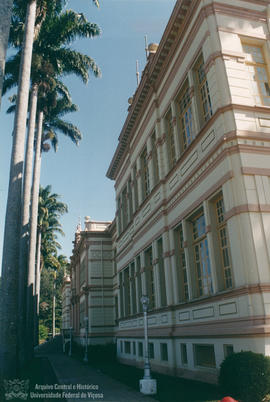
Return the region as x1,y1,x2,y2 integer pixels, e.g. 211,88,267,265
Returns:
68,327,72,357
83,317,88,363
139,295,157,395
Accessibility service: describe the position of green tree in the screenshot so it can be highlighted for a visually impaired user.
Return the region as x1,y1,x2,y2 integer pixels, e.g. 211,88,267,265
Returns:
2,0,100,371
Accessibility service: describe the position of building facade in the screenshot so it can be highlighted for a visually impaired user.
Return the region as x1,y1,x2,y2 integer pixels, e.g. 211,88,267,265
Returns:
66,0,270,383
69,218,116,345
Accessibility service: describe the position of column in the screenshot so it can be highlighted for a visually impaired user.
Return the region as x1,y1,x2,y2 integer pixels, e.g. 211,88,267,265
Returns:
187,70,200,136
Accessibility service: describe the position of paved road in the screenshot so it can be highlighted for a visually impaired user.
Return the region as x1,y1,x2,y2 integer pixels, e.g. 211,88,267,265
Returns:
36,338,156,402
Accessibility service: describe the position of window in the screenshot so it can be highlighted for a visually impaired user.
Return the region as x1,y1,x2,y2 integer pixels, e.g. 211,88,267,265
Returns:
151,132,159,186
166,110,176,169
177,80,195,150
141,147,150,200
120,341,123,353
79,300,85,328
215,196,233,289
138,341,143,357
160,343,168,361
128,178,133,221
191,211,213,297
175,225,189,302
133,165,139,211
117,197,122,234
149,342,155,359
124,267,131,316
194,54,213,124
136,256,143,313
181,343,188,365
115,295,118,323
119,272,124,318
243,43,270,106
224,344,234,358
130,262,137,315
80,258,86,286
194,344,216,368
133,341,136,355
157,238,167,307
145,247,155,309
122,186,128,230
124,341,131,354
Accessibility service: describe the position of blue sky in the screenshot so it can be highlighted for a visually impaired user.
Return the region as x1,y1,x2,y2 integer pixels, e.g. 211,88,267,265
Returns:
0,0,176,265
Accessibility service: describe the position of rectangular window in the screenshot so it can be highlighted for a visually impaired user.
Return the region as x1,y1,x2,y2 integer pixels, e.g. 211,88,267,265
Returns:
166,110,176,169
243,43,270,106
136,255,143,313
215,196,233,289
191,211,213,297
128,178,133,222
117,197,122,234
79,301,85,328
175,225,189,302
124,267,131,316
177,80,195,150
194,54,213,124
141,147,150,200
133,341,136,355
194,344,216,368
157,238,167,307
149,342,155,359
145,247,155,310
133,165,139,211
151,132,159,186
120,341,123,353
124,341,131,354
80,258,86,286
138,341,143,357
115,295,118,323
224,344,234,358
160,343,168,361
131,262,137,315
121,186,128,230
181,343,188,365
119,272,124,318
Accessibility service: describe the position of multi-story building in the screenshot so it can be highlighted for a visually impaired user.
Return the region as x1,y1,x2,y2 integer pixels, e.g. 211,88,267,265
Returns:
62,274,71,330
69,218,116,345
66,0,270,383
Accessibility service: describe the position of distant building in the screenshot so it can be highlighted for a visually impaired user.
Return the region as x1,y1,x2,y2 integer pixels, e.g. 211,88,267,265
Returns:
69,218,116,345
65,0,270,383
61,275,71,330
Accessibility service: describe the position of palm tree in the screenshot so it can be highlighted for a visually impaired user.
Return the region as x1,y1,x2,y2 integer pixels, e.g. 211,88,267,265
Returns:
1,0,100,377
35,185,67,344
0,0,37,379
3,2,101,363
0,0,13,105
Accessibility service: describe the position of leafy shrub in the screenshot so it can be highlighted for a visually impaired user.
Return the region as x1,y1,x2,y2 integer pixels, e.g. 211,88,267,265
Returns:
219,351,270,402
39,324,49,341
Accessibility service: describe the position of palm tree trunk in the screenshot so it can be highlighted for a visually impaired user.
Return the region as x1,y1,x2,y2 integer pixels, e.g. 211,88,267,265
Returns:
0,0,13,108
0,0,37,379
34,229,42,346
18,84,38,365
26,109,43,359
